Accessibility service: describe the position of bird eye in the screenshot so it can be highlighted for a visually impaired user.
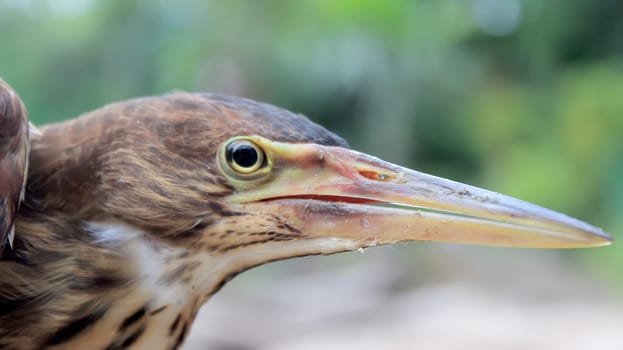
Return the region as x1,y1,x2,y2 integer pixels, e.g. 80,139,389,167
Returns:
225,139,266,174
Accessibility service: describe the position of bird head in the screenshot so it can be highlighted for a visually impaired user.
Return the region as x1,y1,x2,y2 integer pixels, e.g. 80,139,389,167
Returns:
26,92,611,289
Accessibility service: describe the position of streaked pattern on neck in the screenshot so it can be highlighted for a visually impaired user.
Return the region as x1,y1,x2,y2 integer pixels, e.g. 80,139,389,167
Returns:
45,222,361,350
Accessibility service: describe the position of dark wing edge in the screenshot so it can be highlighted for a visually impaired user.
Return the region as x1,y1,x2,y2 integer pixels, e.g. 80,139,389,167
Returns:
0,78,29,257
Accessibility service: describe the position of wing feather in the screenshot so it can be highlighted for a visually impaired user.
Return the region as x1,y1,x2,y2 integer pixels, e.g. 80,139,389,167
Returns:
0,78,29,256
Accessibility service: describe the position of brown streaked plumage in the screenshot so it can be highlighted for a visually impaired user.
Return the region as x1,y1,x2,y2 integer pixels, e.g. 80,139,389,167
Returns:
0,79,29,256
0,79,611,349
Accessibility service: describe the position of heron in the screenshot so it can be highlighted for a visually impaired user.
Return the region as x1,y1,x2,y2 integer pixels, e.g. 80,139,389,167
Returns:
0,79,611,349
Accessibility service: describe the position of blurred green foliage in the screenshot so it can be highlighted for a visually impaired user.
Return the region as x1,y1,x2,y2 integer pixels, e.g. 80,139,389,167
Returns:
1,0,621,284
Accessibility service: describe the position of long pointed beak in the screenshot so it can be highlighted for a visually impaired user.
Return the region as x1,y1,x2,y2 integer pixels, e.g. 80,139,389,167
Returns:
227,140,612,249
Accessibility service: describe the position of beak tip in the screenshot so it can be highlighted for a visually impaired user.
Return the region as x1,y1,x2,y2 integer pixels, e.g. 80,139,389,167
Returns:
599,234,614,246
586,228,614,247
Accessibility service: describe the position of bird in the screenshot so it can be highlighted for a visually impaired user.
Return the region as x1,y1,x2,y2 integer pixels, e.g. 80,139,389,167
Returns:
0,77,612,350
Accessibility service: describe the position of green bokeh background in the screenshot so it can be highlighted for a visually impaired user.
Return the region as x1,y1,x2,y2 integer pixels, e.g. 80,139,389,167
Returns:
1,0,621,313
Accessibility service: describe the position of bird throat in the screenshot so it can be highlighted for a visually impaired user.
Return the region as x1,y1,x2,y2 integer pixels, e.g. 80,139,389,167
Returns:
72,222,234,349
69,222,361,349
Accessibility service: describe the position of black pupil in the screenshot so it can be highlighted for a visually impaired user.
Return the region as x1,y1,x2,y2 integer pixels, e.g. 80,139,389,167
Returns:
232,144,259,168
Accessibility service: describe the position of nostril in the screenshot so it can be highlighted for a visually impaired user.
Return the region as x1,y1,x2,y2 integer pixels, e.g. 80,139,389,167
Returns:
358,170,392,182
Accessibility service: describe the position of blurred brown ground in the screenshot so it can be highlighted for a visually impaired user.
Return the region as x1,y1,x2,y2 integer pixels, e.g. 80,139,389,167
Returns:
183,245,622,350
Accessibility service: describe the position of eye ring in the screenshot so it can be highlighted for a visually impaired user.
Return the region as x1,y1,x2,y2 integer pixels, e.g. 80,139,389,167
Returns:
223,139,267,176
